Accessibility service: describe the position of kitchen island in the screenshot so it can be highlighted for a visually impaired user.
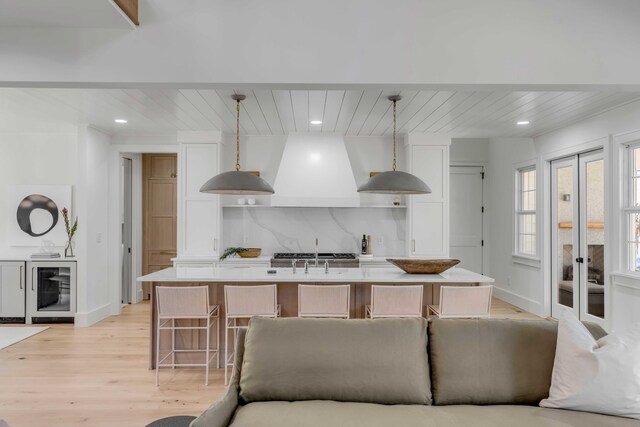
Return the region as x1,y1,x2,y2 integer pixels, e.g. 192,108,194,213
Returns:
138,266,494,368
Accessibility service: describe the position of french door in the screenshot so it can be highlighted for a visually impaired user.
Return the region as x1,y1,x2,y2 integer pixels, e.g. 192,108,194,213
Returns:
551,150,605,325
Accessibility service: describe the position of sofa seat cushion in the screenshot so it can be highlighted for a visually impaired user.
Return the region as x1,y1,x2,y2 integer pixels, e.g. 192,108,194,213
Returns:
228,401,638,427
239,317,431,405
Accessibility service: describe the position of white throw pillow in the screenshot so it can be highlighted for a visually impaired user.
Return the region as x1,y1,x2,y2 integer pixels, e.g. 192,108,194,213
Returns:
540,314,640,419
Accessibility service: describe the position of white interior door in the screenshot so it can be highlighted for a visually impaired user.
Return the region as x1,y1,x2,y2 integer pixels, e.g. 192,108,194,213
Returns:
121,157,132,305
551,151,605,325
449,166,484,273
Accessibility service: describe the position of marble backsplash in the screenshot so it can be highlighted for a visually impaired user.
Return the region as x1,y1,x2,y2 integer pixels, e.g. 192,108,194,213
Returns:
222,207,406,256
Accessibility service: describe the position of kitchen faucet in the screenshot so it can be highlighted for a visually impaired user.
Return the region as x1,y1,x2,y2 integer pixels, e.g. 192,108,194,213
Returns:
292,259,297,274
315,237,319,267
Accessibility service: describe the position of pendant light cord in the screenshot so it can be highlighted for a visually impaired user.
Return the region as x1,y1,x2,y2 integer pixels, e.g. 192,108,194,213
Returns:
392,98,397,172
235,98,241,172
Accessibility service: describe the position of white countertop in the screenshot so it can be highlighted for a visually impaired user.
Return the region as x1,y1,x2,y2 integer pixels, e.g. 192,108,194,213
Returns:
137,266,493,284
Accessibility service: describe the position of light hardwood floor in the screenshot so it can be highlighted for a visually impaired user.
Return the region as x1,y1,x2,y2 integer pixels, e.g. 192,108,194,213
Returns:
0,298,540,427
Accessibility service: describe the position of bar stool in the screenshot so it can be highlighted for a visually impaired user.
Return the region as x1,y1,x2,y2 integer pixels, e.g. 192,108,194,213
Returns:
224,285,280,384
298,284,351,319
366,285,424,318
427,285,493,319
155,286,220,386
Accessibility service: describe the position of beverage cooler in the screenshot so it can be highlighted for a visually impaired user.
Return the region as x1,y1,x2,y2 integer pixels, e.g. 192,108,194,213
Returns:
26,261,76,324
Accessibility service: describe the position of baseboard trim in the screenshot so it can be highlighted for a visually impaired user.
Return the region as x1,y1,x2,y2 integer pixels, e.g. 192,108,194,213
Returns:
75,303,111,327
493,287,544,317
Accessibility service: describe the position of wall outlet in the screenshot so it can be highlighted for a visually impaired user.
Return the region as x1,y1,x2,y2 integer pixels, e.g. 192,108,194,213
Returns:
96,233,103,244
243,235,249,246
377,236,384,246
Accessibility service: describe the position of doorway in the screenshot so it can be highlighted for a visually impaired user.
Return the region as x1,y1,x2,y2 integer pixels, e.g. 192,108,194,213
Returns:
550,150,605,324
450,166,484,274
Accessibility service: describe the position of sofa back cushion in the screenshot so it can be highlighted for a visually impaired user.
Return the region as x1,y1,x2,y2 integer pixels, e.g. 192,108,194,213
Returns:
428,318,606,406
239,317,432,405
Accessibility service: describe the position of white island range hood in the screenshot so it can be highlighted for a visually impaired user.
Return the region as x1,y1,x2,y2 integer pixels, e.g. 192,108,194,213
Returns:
271,133,360,207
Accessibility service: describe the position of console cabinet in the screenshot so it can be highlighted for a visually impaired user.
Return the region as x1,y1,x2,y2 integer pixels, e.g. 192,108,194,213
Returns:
0,261,26,320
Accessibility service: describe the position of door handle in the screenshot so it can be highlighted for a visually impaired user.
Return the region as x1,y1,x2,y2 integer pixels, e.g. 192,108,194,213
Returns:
575,257,584,263
412,239,416,252
19,265,23,290
31,267,35,291
213,238,217,252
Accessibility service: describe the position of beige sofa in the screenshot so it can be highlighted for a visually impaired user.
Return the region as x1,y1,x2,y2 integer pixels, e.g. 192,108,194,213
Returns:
189,317,636,427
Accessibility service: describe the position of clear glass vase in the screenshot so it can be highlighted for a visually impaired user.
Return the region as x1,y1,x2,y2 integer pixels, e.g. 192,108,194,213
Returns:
64,239,74,258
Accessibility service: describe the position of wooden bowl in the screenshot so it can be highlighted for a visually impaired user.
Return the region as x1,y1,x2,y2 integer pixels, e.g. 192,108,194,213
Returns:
386,258,460,274
238,248,262,258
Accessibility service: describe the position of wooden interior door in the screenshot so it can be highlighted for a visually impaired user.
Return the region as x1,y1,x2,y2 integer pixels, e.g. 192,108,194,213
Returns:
143,154,177,299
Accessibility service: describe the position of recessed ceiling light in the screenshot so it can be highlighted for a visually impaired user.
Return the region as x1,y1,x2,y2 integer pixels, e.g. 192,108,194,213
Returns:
310,120,322,125
517,121,530,125
114,119,128,124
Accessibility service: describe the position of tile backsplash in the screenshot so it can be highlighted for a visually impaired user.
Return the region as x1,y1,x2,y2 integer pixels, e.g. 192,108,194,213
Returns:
222,207,406,256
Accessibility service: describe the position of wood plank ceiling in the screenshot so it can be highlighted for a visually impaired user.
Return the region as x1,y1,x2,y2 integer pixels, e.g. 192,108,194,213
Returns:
2,88,640,138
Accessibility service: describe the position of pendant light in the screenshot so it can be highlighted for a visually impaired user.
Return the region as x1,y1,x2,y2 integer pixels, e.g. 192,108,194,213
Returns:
200,94,275,195
357,95,431,194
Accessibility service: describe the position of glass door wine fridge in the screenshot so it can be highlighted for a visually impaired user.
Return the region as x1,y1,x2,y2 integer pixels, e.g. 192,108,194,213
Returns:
26,261,76,324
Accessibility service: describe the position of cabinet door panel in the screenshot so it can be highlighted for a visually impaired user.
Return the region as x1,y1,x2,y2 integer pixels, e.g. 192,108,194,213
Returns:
0,262,25,317
412,202,446,256
409,144,449,258
411,146,446,202
184,200,219,256
184,144,218,198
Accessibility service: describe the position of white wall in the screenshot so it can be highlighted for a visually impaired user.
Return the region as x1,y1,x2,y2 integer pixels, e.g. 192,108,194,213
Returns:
450,138,490,164
485,138,542,315
0,131,77,257
486,99,640,331
75,126,112,326
2,1,640,87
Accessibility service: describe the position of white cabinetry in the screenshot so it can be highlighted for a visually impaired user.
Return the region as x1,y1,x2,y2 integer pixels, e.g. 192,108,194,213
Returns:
407,136,450,258
176,132,222,267
0,261,25,319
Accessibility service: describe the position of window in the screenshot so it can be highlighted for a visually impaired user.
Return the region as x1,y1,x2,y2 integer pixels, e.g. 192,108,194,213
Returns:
625,143,640,272
516,166,537,256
